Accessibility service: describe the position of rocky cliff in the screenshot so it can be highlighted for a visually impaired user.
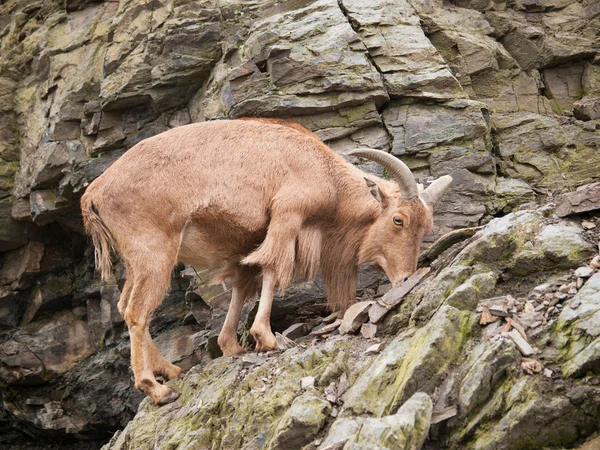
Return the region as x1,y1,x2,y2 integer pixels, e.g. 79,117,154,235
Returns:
0,0,599,448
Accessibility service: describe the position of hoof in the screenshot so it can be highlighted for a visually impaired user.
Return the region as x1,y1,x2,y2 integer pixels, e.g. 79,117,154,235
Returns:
163,364,184,381
222,344,246,357
255,342,278,352
252,328,278,353
218,333,246,357
156,388,181,406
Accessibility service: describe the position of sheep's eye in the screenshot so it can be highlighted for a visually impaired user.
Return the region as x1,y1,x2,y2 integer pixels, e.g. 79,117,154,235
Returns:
393,217,404,227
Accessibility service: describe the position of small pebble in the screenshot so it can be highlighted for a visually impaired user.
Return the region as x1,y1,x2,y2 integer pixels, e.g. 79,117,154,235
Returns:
569,302,581,309
533,283,553,294
364,343,383,355
568,288,578,295
558,284,569,293
582,220,596,230
544,368,553,378
591,255,600,270
575,267,594,278
301,376,315,389
72,306,87,318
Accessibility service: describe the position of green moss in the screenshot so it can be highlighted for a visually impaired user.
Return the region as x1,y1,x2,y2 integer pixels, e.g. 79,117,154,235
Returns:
458,312,472,346
383,306,464,415
0,160,18,191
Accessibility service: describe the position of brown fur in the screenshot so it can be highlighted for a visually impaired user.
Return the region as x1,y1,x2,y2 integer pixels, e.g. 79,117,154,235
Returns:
81,196,117,282
81,118,442,404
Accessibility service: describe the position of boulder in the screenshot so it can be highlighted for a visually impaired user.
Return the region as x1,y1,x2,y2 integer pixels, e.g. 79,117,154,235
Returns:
269,394,331,449
343,305,468,416
558,273,600,377
320,392,433,450
555,182,600,217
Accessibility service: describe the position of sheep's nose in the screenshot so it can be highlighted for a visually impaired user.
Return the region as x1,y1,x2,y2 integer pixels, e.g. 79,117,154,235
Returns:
393,275,410,286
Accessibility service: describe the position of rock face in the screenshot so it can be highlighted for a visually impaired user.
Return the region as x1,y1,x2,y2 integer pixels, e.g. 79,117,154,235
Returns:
100,207,600,450
1,0,600,448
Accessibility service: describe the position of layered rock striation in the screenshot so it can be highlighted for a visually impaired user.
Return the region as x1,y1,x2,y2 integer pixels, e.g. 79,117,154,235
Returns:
0,0,599,448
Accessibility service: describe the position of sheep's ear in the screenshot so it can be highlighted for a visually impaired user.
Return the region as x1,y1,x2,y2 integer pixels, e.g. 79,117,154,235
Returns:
364,178,387,207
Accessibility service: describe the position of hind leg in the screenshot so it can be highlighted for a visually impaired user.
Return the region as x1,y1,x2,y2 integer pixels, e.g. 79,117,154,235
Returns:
147,340,184,381
123,245,181,405
117,263,133,317
119,264,182,381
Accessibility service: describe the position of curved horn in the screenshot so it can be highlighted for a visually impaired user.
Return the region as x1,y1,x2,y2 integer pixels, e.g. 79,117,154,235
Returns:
422,175,453,205
347,149,419,201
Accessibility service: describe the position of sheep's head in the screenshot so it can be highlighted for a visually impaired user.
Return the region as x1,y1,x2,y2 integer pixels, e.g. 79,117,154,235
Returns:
349,149,453,286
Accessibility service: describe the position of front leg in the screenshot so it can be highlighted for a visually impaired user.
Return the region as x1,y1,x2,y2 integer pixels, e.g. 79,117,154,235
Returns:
218,285,247,357
241,211,303,290
250,270,278,352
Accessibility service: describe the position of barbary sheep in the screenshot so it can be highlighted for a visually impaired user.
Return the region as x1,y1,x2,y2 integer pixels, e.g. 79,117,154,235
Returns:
81,118,452,405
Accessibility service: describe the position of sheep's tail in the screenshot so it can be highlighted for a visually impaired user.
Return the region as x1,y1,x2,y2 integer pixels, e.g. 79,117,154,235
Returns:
81,195,117,281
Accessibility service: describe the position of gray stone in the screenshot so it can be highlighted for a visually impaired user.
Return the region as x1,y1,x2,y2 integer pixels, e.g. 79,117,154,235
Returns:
536,224,596,267
0,311,97,385
342,0,464,100
555,183,600,217
383,101,487,155
468,384,599,450
202,0,388,120
22,273,74,324
575,267,594,278
0,289,20,327
0,198,27,252
490,178,536,214
301,376,315,390
446,271,499,311
0,241,44,287
574,97,600,121
370,267,430,323
339,301,372,335
360,323,378,339
282,323,307,340
493,113,600,190
558,273,600,377
344,305,466,416
320,392,432,450
459,339,517,416
269,394,331,449
507,330,535,356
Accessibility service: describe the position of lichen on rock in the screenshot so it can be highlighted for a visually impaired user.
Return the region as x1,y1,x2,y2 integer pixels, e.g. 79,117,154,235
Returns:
1,0,600,447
